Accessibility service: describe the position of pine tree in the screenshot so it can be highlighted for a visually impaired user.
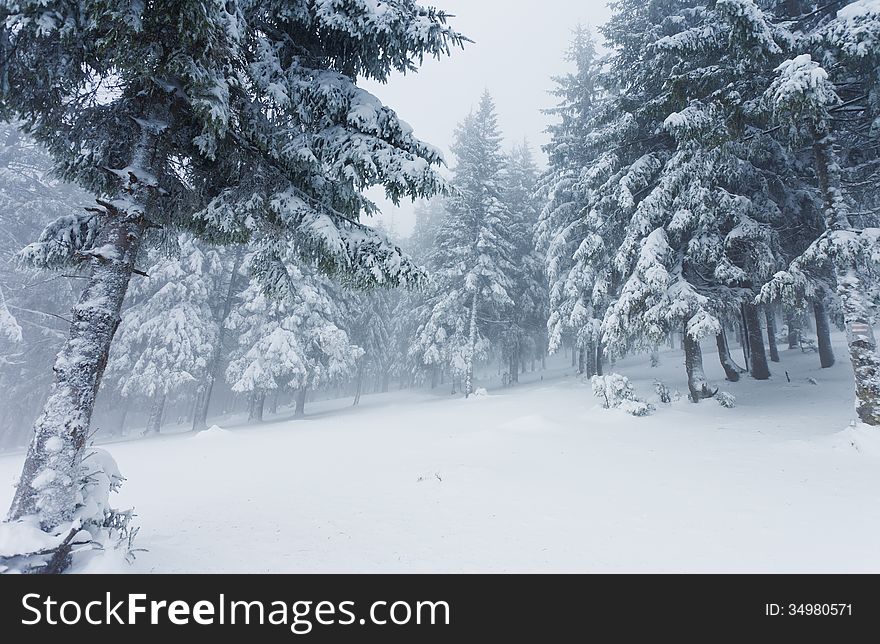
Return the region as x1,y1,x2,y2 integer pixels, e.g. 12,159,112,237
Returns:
0,0,465,566
500,142,547,382
226,260,362,421
413,92,516,397
537,26,610,373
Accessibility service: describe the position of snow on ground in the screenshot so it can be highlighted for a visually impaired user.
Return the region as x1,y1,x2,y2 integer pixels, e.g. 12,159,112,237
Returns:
1,333,879,573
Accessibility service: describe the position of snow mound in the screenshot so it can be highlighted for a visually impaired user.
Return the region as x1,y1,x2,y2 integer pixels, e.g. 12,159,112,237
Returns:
829,423,880,456
471,388,489,398
195,425,231,440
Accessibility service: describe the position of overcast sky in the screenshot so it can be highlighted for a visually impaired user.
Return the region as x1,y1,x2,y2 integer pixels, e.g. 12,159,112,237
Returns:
363,0,613,236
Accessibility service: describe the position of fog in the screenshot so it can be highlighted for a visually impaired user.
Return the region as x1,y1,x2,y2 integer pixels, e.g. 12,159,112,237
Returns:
365,0,612,236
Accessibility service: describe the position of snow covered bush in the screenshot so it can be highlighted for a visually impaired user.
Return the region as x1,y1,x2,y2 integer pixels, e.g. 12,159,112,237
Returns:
654,381,673,404
620,399,656,417
716,392,737,409
592,374,655,416
0,448,135,574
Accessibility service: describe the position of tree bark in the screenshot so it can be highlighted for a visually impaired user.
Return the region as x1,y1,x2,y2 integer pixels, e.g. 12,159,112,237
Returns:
786,309,802,349
353,363,364,406
7,214,146,528
294,386,307,418
192,247,243,432
684,332,716,402
765,305,780,363
743,303,770,380
716,330,742,382
248,390,265,423
464,291,479,398
144,392,166,435
585,340,597,377
814,299,835,369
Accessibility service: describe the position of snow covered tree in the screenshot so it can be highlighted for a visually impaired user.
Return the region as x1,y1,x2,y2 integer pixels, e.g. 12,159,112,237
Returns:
413,92,516,396
226,259,362,420
537,26,611,375
0,0,465,566
500,142,547,382
762,49,880,425
104,237,223,434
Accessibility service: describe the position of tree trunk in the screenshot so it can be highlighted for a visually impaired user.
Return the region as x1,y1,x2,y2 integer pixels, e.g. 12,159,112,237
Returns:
380,371,390,393
144,392,166,435
294,387,308,418
248,390,265,423
786,310,802,349
577,347,585,375
765,305,780,363
814,299,835,369
716,331,742,382
743,303,770,380
118,400,129,436
585,340,597,377
192,247,243,432
464,291,479,398
595,339,604,377
684,332,716,402
353,363,364,406
269,390,279,416
737,314,750,372
7,214,146,528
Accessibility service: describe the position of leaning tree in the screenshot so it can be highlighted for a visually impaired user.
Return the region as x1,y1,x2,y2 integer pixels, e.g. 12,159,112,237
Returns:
0,0,464,571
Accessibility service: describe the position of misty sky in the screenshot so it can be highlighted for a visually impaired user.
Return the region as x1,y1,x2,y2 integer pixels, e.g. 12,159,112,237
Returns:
364,0,613,236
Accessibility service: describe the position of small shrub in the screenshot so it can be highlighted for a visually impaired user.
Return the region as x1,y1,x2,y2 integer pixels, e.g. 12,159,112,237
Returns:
592,374,655,416
716,392,736,408
620,399,656,417
654,381,672,404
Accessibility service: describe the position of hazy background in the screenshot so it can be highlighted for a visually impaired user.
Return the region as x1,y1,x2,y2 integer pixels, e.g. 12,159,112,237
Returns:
364,0,613,236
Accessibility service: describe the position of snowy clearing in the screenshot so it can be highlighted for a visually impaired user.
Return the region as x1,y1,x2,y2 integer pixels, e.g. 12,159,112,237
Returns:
2,335,876,574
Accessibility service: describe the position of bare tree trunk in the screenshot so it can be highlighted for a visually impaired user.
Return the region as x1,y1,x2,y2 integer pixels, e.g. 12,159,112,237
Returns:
577,347,585,375
144,392,166,435
294,386,308,418
192,247,243,432
353,363,364,406
595,339,604,377
814,298,835,369
118,401,129,436
737,314,750,372
684,332,716,402
464,291,479,398
765,305,780,363
585,340,597,377
743,303,770,380
8,213,146,527
716,330,742,382
248,390,265,423
787,309,802,350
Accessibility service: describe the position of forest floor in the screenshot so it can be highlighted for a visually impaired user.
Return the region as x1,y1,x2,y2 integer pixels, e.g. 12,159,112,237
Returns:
2,333,878,573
